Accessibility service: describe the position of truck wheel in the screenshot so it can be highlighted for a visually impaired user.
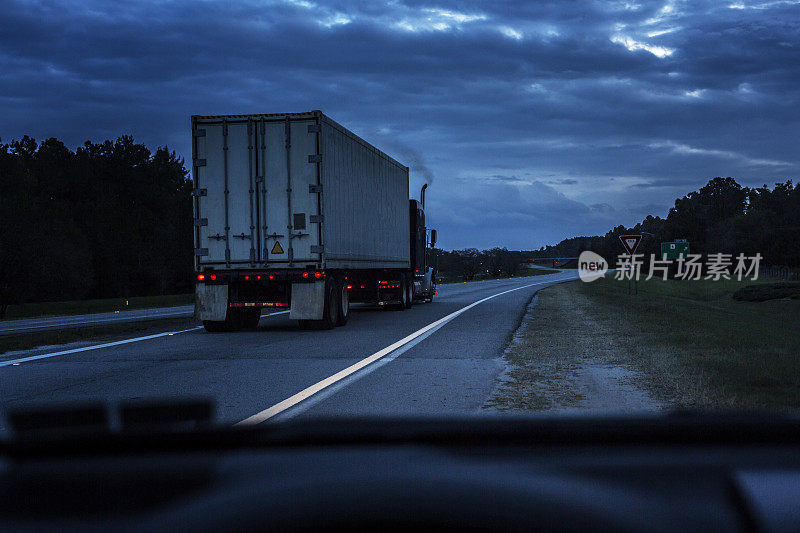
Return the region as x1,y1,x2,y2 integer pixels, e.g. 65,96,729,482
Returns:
202,308,244,333
241,308,261,329
202,320,228,333
336,282,350,326
394,277,407,311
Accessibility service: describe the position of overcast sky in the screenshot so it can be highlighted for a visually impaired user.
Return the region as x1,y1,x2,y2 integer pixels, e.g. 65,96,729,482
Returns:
2,0,799,249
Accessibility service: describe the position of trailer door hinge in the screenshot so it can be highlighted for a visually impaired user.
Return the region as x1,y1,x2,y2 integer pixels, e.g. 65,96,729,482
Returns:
192,188,207,197
194,218,208,227
308,154,322,163
309,215,323,223
311,245,324,254
194,248,209,256
307,124,320,133
193,158,207,167
193,129,206,137
309,184,322,193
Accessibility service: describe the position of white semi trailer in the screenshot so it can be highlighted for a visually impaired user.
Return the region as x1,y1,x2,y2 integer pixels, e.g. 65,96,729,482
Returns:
192,111,437,331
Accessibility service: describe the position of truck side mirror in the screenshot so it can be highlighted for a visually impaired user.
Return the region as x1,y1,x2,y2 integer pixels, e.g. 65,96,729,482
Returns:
430,229,437,248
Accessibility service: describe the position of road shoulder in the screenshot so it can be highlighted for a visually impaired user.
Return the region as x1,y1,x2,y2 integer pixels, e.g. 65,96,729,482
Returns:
485,282,663,412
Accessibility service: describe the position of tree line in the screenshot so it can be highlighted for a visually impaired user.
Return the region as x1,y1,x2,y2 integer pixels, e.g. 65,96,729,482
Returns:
0,136,193,317
436,177,800,282
533,177,800,268
1,133,797,315
432,248,534,282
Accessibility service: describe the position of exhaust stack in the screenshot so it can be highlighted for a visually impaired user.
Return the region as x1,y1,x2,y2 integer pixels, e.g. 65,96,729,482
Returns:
421,183,428,210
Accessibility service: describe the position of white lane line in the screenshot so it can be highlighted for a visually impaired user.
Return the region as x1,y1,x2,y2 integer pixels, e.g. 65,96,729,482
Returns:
0,310,292,368
236,277,571,425
0,326,204,368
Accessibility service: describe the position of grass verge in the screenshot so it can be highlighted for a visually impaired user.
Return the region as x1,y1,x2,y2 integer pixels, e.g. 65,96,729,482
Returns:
2,294,195,320
733,281,800,302
490,276,800,411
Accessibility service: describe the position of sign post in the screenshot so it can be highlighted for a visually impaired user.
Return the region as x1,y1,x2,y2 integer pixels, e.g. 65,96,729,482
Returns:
619,234,643,295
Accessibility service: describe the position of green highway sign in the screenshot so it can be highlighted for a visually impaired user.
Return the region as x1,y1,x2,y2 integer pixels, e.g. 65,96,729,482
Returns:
661,240,690,259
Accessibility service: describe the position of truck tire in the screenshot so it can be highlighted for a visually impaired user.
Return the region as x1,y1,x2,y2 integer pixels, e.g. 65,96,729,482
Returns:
202,308,245,333
404,275,414,309
393,277,407,311
241,308,262,329
202,320,228,333
336,281,350,326
301,278,340,330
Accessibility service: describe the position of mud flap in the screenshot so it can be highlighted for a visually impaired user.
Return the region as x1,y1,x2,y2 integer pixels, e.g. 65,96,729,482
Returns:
195,284,229,321
290,281,325,320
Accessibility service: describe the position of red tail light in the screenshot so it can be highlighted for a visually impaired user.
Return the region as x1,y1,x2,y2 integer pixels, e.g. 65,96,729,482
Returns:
314,271,322,279
302,272,309,279
197,274,205,281
257,275,262,280
435,291,438,295
244,275,250,280
209,274,217,281
346,285,353,290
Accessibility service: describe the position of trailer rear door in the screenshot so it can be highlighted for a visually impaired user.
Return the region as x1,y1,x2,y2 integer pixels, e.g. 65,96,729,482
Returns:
193,114,322,268
255,117,321,266
194,118,258,265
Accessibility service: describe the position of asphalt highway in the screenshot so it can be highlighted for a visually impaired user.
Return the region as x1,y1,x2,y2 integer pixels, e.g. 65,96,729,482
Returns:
0,271,579,429
0,306,195,336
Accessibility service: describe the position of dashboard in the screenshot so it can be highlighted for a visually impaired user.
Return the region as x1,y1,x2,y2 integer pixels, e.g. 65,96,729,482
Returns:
1,414,799,532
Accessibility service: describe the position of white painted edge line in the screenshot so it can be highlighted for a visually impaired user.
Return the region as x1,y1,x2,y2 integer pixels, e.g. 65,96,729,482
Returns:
268,312,455,422
0,310,290,368
236,278,566,426
0,327,203,368
272,274,577,420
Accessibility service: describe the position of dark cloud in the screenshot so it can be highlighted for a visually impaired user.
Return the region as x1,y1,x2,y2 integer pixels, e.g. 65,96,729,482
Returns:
1,0,799,249
487,175,527,182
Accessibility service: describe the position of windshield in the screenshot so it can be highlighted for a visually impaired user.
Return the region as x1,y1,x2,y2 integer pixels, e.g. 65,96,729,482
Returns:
1,0,799,432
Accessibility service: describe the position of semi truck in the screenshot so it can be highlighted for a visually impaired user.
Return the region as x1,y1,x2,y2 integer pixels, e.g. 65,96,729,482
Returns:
191,111,437,332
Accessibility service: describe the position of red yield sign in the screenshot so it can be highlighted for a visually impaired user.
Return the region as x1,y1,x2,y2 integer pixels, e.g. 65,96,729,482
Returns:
619,234,643,255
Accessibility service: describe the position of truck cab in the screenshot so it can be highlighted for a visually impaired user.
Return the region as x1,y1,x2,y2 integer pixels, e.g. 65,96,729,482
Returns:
409,199,436,302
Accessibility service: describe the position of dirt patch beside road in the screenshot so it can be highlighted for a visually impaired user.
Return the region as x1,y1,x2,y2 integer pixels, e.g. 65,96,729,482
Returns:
486,285,663,412
487,275,800,412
